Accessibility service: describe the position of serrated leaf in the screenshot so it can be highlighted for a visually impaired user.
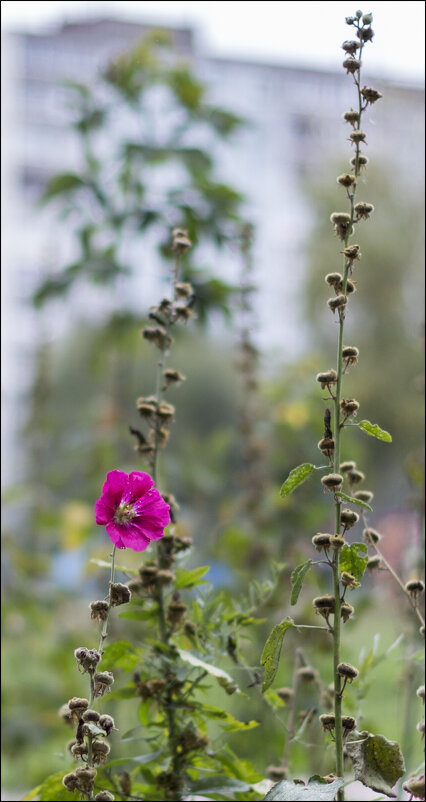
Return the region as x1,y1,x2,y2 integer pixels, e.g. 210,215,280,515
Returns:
280,464,315,498
263,775,344,801
174,565,210,588
359,420,392,443
339,543,369,582
335,491,373,511
100,640,139,671
260,617,294,692
290,560,313,605
345,732,405,797
177,648,240,693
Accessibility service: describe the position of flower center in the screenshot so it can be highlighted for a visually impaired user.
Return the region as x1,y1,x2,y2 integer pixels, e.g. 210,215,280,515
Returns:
114,502,137,525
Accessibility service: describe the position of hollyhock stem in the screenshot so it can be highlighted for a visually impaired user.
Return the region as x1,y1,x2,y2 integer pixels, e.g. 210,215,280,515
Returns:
98,545,117,655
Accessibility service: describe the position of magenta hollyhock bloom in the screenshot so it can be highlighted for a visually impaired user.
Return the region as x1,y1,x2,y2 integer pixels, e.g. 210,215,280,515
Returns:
95,470,170,551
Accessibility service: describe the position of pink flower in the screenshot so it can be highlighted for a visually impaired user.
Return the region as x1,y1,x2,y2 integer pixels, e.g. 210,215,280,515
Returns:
95,470,170,551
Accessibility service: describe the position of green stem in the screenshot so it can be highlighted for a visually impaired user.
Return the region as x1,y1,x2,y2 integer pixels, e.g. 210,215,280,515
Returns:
98,545,117,655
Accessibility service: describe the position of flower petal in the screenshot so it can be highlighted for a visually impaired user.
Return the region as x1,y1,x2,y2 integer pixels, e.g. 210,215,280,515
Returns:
128,471,154,501
95,497,115,525
110,521,151,552
105,522,127,549
102,470,129,503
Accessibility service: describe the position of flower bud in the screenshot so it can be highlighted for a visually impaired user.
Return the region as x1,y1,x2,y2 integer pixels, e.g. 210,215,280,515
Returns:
343,58,361,74
110,582,131,607
355,10,362,18
267,766,288,782
340,509,359,530
93,671,114,698
95,793,115,802
312,533,332,552
345,16,355,25
354,201,374,220
321,473,343,492
358,26,374,42
363,528,381,544
276,687,294,702
362,12,373,23
366,555,381,570
90,601,109,622
316,369,337,389
337,662,359,681
353,490,373,503
347,468,364,484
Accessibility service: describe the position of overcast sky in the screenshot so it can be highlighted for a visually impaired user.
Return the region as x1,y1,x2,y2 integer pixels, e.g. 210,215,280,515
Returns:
2,0,425,83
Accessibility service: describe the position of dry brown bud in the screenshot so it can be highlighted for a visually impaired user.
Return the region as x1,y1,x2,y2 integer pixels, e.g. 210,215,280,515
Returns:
340,461,356,473
350,153,369,170
318,437,335,458
366,555,381,570
363,528,381,544
342,57,361,74
340,509,360,529
95,792,115,802
330,535,346,550
328,295,348,314
342,715,356,735
340,398,360,419
343,108,360,126
93,671,114,698
325,272,343,288
312,533,332,551
341,244,361,262
353,490,374,502
321,473,343,492
349,130,367,146
342,40,359,55
342,345,359,369
354,201,374,220
156,401,175,424
316,369,337,389
99,714,115,736
110,582,131,607
405,580,425,598
347,469,364,484
167,601,188,625
92,739,111,764
337,662,359,681
319,713,335,732
341,602,354,623
340,572,360,590
89,601,109,622
361,86,382,104
82,709,100,723
337,173,357,188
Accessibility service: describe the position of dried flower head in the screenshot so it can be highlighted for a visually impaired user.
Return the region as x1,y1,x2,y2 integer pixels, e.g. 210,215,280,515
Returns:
74,647,101,674
313,595,335,619
110,582,132,606
167,601,188,625
405,580,425,599
361,86,382,104
340,461,356,473
330,535,346,550
94,792,115,802
349,130,367,146
63,771,79,792
89,601,110,622
68,697,89,718
92,739,111,764
354,201,374,220
142,326,173,350
342,716,356,737
82,709,100,723
318,437,335,458
343,108,360,126
316,369,338,389
341,602,355,623
353,490,374,502
312,533,332,552
172,228,192,253
337,662,359,681
162,368,186,389
139,564,159,587
75,767,97,794
342,40,359,55
156,401,175,424
328,294,348,314
59,704,73,725
93,671,114,697
71,742,89,760
343,57,361,74
366,555,381,570
276,687,295,702
347,468,364,484
340,398,360,419
319,713,336,732
341,244,361,263
342,346,359,370
156,569,175,586
136,396,158,418
330,211,353,240
338,277,357,294
325,272,343,288
340,508,360,529
340,572,360,590
321,473,343,492
297,666,318,682
175,282,193,298
95,470,170,552
99,714,115,736
363,528,381,544
350,153,368,170
337,172,357,188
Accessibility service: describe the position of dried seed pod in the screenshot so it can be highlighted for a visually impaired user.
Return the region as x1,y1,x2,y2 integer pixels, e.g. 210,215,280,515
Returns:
342,715,356,736
341,602,354,623
167,601,188,625
325,272,343,288
74,648,101,674
92,739,111,764
343,108,360,126
75,767,97,795
71,742,89,761
95,792,115,802
349,130,367,145
353,490,374,502
175,282,193,298
363,528,381,544
175,305,195,322
110,582,131,607
340,398,360,419
297,666,318,682
142,326,173,350
341,244,361,262
82,709,100,723
139,564,159,587
330,535,345,550
267,766,288,782
366,555,381,570
68,698,89,719
340,508,359,529
341,40,359,55
162,368,186,389
416,685,425,703
59,703,74,726
405,580,425,599
156,401,175,424
136,396,158,418
321,473,343,492
93,671,114,698
340,461,356,473
343,57,361,74
347,468,364,484
337,277,357,294
156,569,175,586
337,172,357,188
361,86,382,104
312,533,332,552
350,153,369,170
276,687,295,702
127,579,144,594
172,228,192,253
342,346,359,369
316,369,338,389
318,437,335,458
313,595,335,619
319,713,336,732
354,201,374,220
328,294,348,314
63,771,79,791
99,714,115,736
330,211,353,240
337,662,359,681
90,601,109,622
340,572,360,590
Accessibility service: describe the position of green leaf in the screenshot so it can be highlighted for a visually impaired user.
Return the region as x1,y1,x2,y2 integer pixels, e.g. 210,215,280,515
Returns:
339,543,369,582
41,172,87,203
290,560,313,605
104,747,164,768
263,776,344,801
280,464,315,498
214,744,264,783
119,608,158,621
177,648,240,694
90,558,138,575
23,771,76,801
335,491,373,511
345,732,405,797
359,420,392,443
174,565,210,588
100,640,139,671
260,617,294,692
196,705,259,733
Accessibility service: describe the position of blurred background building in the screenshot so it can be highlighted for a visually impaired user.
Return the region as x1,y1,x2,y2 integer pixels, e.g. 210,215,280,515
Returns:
2,15,425,486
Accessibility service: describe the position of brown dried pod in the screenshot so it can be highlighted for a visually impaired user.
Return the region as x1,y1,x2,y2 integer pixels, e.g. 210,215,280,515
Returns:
90,601,109,622
93,671,114,698
337,662,359,681
319,713,336,732
361,86,382,104
340,508,359,529
110,582,131,607
321,473,343,492
354,201,374,220
312,533,332,552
